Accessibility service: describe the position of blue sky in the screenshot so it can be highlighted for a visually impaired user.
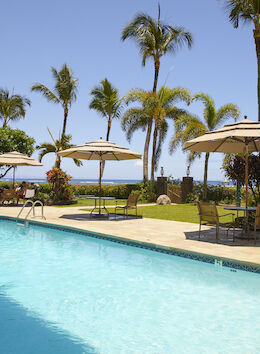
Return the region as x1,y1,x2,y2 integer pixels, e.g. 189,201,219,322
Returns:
0,0,256,181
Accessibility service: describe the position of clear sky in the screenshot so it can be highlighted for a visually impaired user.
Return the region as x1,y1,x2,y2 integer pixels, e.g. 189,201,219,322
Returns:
0,0,256,182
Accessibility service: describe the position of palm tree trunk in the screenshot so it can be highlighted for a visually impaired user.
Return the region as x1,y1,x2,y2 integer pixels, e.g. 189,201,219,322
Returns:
143,121,152,181
55,155,61,169
153,56,160,93
2,116,8,128
202,152,210,200
101,117,112,177
61,104,68,139
254,29,260,121
151,125,158,181
149,56,160,181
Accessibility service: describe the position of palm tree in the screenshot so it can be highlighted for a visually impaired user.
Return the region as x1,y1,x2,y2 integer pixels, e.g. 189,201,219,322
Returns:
223,0,260,120
36,131,82,169
31,64,78,139
169,93,240,199
150,86,192,180
121,86,192,180
121,4,193,180
0,89,31,128
89,78,123,141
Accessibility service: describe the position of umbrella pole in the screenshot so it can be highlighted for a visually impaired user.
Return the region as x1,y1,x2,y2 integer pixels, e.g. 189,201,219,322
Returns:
98,159,102,214
245,143,249,235
13,166,15,187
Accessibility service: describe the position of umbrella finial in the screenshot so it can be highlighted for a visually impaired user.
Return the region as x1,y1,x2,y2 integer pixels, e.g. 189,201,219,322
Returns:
244,115,247,120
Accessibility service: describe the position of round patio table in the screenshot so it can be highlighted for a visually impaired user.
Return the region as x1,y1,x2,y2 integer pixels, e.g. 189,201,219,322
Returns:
86,196,115,217
224,206,257,239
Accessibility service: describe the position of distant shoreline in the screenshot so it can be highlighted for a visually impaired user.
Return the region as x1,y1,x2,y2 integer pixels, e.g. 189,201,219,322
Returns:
0,177,233,186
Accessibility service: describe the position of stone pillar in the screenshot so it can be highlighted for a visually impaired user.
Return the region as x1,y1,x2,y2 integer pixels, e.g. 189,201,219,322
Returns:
157,177,167,197
181,177,193,202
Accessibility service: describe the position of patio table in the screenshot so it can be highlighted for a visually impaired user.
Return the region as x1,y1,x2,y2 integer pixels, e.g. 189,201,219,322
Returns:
86,196,115,217
224,206,257,239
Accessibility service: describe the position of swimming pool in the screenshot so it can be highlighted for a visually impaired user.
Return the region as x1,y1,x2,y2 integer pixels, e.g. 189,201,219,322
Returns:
1,219,260,353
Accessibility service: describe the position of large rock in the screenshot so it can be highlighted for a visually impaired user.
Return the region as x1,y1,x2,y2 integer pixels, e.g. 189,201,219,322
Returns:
156,194,171,205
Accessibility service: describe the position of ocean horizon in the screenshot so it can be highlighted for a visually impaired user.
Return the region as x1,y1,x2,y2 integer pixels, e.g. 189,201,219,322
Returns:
0,177,232,186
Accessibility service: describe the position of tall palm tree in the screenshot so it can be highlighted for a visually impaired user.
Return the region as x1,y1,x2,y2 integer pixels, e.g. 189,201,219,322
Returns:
31,64,78,139
150,86,192,180
121,86,191,179
89,78,123,141
36,131,82,169
223,0,260,120
121,4,193,180
0,89,31,128
169,93,240,199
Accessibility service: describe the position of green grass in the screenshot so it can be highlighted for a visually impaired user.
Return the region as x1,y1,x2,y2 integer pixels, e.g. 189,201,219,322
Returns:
81,203,243,224
54,198,152,208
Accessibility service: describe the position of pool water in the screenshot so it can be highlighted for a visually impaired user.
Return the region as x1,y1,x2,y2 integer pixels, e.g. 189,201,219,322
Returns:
0,219,260,353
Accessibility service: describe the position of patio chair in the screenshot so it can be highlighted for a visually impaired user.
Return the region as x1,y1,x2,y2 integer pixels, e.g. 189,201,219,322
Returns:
0,189,16,204
196,201,235,243
254,204,260,244
115,193,140,218
24,189,35,200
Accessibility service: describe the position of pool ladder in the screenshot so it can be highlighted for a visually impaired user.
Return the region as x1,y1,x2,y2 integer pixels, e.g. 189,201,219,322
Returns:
16,200,46,226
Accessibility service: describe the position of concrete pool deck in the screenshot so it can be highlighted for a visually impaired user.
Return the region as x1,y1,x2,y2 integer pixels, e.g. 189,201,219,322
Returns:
0,204,260,268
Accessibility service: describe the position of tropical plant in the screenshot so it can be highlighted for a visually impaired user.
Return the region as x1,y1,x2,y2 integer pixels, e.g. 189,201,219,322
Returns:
222,153,260,204
31,64,78,139
121,4,193,180
46,167,73,201
169,93,240,200
0,127,35,178
122,86,192,180
89,78,123,141
0,89,31,128
36,130,82,169
222,0,260,120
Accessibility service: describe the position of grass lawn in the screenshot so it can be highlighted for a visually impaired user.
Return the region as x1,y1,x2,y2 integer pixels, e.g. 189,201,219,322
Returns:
54,198,152,208
81,203,244,224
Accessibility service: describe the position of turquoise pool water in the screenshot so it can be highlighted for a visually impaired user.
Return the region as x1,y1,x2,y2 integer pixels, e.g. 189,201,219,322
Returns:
1,220,260,353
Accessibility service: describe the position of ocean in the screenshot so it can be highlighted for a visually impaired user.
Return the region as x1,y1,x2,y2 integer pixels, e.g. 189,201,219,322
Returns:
0,177,229,186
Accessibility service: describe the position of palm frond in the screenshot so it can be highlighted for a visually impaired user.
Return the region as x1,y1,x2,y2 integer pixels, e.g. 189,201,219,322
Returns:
215,103,240,127
31,84,60,103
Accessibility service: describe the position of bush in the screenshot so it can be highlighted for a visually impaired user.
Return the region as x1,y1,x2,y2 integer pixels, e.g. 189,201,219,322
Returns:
193,182,236,204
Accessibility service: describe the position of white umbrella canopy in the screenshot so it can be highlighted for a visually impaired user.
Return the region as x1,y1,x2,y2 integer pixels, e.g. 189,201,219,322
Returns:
0,151,43,166
58,138,142,194
185,116,260,232
0,151,43,184
185,117,260,153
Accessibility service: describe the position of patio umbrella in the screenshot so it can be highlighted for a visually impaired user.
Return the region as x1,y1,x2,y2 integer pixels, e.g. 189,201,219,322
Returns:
58,138,142,194
185,116,260,232
0,151,43,184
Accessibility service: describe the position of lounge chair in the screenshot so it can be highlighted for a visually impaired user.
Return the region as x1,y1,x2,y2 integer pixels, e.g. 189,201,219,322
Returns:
115,193,140,218
0,189,16,204
254,204,260,244
196,201,235,243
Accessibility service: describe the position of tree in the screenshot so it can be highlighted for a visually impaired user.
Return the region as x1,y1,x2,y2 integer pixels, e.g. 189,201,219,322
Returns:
0,89,31,128
121,4,193,180
31,64,78,139
36,130,82,169
89,78,123,142
223,0,260,120
121,86,191,180
222,153,260,204
169,93,240,199
0,127,35,178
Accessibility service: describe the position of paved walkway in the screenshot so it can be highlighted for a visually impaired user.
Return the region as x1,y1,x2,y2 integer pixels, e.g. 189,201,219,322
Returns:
0,205,260,267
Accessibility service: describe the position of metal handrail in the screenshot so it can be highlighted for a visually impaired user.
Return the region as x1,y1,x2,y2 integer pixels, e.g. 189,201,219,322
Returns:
16,199,46,222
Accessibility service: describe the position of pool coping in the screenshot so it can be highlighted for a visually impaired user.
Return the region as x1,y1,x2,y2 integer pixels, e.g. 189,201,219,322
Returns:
2,215,260,274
